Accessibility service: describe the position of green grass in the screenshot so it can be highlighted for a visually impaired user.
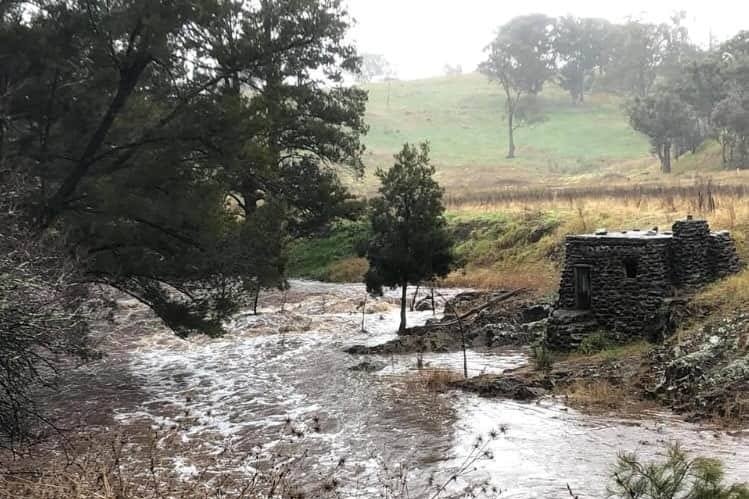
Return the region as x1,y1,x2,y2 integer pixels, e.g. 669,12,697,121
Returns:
286,220,370,280
289,75,743,284
355,73,650,194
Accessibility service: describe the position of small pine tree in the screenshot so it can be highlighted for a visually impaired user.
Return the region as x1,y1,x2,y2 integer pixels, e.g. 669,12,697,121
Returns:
609,442,749,499
364,142,453,332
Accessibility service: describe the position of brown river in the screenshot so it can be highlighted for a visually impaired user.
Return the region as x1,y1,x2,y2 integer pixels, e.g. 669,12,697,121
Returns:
44,280,748,498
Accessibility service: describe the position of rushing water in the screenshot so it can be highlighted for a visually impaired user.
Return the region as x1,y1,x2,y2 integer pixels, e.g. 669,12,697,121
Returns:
47,280,748,497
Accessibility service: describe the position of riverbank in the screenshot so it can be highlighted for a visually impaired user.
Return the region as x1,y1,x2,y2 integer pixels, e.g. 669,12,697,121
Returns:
2,281,747,498
342,281,749,428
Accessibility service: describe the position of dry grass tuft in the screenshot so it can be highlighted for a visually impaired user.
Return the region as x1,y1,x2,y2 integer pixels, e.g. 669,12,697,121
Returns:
692,269,749,315
562,380,629,411
324,256,368,283
401,368,465,393
441,264,557,294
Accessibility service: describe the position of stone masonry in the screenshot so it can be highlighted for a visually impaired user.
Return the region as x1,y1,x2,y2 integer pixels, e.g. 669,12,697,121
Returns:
547,217,741,350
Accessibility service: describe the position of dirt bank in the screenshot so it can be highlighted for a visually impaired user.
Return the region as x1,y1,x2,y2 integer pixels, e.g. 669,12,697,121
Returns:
452,313,749,427
345,288,749,427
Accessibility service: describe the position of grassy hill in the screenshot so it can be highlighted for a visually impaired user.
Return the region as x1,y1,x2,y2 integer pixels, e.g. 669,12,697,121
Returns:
291,73,749,288
349,73,651,197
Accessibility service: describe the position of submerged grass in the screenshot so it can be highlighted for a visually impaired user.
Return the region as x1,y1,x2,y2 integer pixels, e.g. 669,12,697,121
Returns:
401,368,466,393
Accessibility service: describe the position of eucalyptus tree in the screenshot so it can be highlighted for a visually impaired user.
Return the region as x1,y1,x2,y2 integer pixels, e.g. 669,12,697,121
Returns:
553,16,613,103
480,14,556,158
626,88,699,173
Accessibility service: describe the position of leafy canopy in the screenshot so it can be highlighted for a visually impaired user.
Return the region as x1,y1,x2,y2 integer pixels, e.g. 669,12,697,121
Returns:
0,0,367,337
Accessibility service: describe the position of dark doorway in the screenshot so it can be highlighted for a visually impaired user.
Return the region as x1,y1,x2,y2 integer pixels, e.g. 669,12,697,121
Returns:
574,266,591,310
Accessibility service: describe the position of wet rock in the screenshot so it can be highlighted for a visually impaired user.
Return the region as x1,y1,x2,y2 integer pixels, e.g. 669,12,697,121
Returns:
647,314,749,423
444,291,484,312
470,323,534,348
520,319,548,341
520,304,550,324
414,297,435,311
349,360,386,372
455,374,546,401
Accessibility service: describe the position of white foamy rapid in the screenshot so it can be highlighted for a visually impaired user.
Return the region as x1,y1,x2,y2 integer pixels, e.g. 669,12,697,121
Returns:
58,281,747,497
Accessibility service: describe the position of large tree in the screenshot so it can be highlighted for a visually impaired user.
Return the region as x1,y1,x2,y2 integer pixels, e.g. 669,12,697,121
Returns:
626,88,699,173
364,143,453,332
710,32,749,168
0,0,366,338
553,16,613,103
480,14,556,158
603,20,670,97
355,53,394,83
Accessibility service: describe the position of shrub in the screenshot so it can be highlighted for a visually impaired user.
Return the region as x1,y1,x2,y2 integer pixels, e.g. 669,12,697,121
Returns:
578,331,615,355
609,442,749,499
532,343,555,373
324,257,369,283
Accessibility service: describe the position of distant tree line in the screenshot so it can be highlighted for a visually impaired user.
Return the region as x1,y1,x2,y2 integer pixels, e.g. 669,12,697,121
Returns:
628,32,749,172
480,12,749,171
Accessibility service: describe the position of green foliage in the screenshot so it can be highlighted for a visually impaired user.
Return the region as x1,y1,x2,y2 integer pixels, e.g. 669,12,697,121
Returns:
481,15,557,96
626,88,700,173
480,14,557,158
601,20,670,98
578,332,616,355
532,343,555,373
553,16,613,103
365,142,454,330
287,220,371,280
609,443,749,499
0,0,366,337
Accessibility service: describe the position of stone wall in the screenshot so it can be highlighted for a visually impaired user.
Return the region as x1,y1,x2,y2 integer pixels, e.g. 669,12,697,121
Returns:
671,218,711,289
556,236,673,337
708,231,742,278
548,217,742,350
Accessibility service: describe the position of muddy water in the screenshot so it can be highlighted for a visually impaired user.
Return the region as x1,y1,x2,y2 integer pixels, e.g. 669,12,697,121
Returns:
51,281,748,497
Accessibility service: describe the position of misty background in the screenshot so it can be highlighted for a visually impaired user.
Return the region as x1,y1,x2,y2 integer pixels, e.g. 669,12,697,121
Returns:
346,0,749,79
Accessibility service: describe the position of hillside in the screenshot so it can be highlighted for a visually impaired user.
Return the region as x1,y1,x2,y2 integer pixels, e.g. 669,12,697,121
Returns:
347,74,749,204
294,74,749,286
349,73,651,197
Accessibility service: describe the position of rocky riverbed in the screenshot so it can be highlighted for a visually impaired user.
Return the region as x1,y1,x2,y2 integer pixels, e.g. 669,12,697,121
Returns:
7,281,748,497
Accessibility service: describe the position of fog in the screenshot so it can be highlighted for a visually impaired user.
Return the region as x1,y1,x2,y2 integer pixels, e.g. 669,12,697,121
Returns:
346,0,749,80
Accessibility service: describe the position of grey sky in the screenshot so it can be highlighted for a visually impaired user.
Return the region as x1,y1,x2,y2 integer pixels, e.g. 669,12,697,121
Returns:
344,0,748,80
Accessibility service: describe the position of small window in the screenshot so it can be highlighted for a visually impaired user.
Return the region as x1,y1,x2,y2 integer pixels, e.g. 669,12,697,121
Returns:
623,257,639,278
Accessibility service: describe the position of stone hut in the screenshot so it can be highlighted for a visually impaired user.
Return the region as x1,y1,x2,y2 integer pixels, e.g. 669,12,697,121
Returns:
547,216,741,349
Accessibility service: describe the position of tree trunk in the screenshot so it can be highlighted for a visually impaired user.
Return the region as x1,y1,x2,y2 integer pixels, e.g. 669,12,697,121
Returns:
399,281,408,332
661,143,672,174
410,283,420,311
43,55,152,225
253,286,261,315
507,111,516,159
361,293,367,332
